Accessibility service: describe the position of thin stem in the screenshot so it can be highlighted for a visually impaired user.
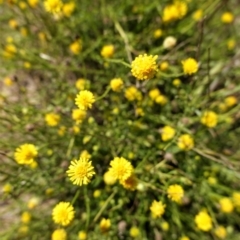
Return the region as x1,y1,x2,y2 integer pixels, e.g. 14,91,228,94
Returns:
71,189,81,205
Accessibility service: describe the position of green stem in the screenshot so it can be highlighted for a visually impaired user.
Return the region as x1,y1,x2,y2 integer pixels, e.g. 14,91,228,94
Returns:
84,186,90,228
105,58,131,68
93,188,117,223
71,189,81,205
96,86,111,101
66,137,75,158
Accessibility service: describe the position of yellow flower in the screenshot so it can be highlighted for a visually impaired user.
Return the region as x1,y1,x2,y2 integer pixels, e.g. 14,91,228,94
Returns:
120,173,138,191
93,190,101,198
28,197,39,209
78,231,87,240
224,96,237,107
75,78,88,90
167,184,184,203
28,0,38,8
44,0,63,13
195,211,212,231
4,77,13,86
75,90,95,110
110,78,123,92
67,157,95,186
179,237,190,240
155,95,167,105
58,126,66,136
219,197,234,213
232,192,240,207
14,144,38,165
52,202,75,226
24,62,31,69
80,150,91,159
19,1,27,9
131,54,158,80
214,226,227,239
177,134,194,151
135,107,144,116
62,2,75,17
163,1,187,22
163,36,177,49
161,221,169,231
192,9,203,21
182,58,198,75
21,212,31,224
45,113,61,126
201,111,218,128
3,44,17,58
153,29,163,39
103,170,117,185
130,226,140,237
20,27,28,37
72,109,87,124
18,225,29,235
108,157,134,181
221,12,234,23
150,200,166,218
2,183,12,193
161,126,176,141
9,19,18,29
52,229,67,240
227,39,236,50
173,78,181,87
160,61,169,71
70,40,82,55
100,218,111,233
149,88,161,100
101,45,114,58
125,86,142,101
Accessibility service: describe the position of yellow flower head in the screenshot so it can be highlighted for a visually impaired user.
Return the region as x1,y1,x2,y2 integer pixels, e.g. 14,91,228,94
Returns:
192,9,203,21
221,12,234,23
67,157,95,186
78,230,87,240
161,221,169,231
182,58,198,75
155,95,168,105
227,39,236,50
100,218,111,233
28,197,39,209
195,211,212,231
161,126,176,141
214,226,227,239
62,2,75,17
21,211,31,224
2,183,12,193
45,113,61,127
219,197,234,213
80,150,91,159
14,143,38,165
225,96,237,107
167,184,184,203
70,40,82,55
72,109,87,124
130,226,140,237
160,61,169,71
3,44,17,58
52,202,75,226
201,111,218,128
150,200,166,218
108,157,134,181
75,78,89,90
9,19,18,29
173,79,181,87
149,88,161,101
163,1,187,22
110,78,124,92
120,173,138,191
177,134,194,151
28,0,39,8
125,86,142,101
44,0,63,13
4,77,13,86
75,90,95,110
131,54,158,80
52,228,67,240
153,29,163,39
179,237,190,240
103,170,117,185
101,45,114,58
